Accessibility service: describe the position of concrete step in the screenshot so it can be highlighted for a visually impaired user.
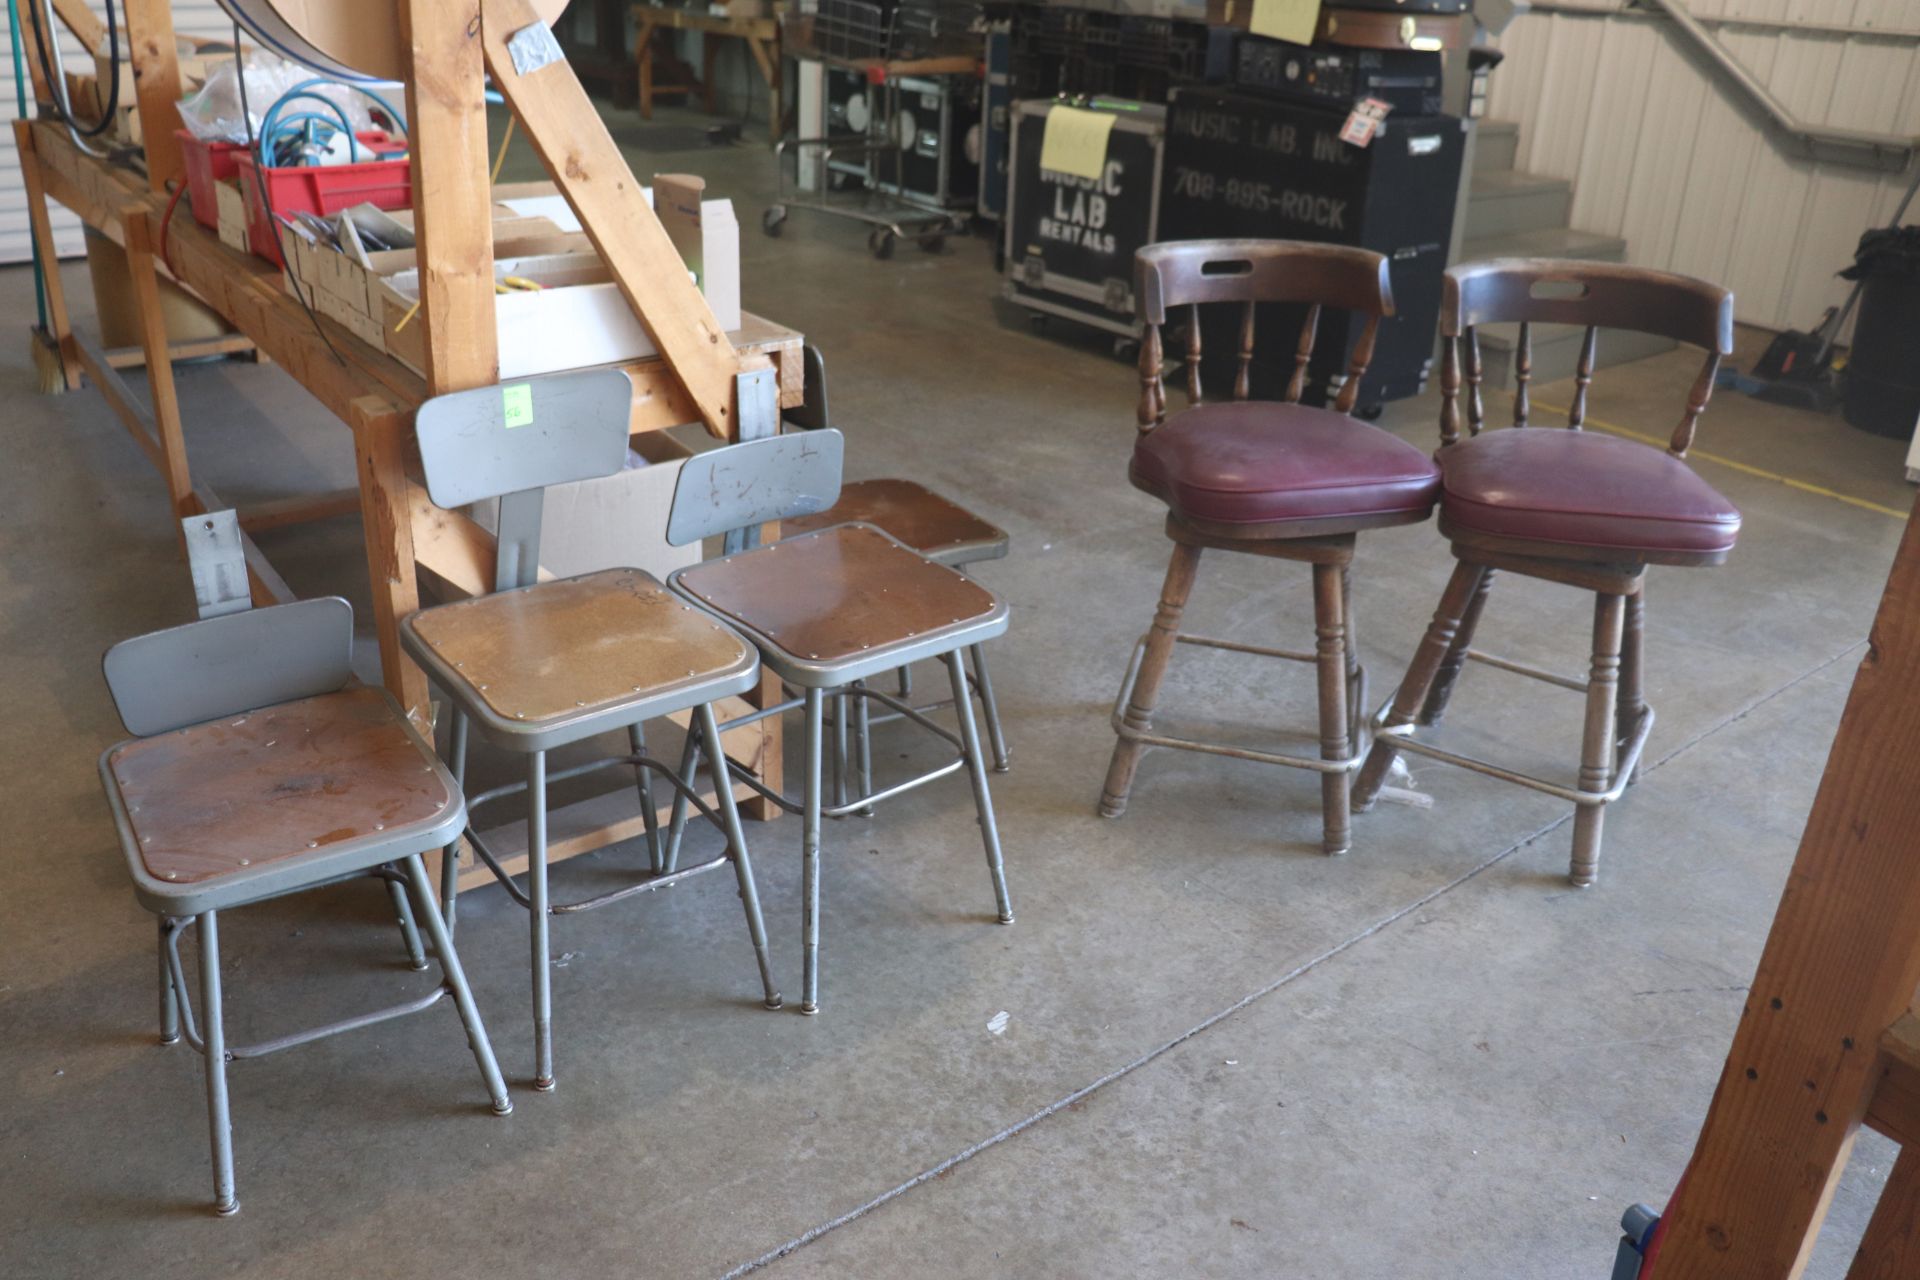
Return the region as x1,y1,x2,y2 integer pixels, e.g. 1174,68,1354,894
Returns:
1466,169,1573,239
1459,226,1630,265
1474,119,1519,175
1473,322,1677,392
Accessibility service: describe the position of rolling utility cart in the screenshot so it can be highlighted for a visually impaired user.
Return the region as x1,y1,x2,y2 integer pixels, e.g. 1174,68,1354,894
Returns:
1002,98,1166,360
766,0,977,259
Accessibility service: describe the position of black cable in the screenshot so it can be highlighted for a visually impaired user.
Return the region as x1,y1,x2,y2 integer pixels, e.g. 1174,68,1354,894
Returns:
29,0,118,137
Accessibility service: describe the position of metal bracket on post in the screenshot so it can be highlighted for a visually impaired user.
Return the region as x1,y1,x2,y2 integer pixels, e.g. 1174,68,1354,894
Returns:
182,510,250,619
723,366,782,555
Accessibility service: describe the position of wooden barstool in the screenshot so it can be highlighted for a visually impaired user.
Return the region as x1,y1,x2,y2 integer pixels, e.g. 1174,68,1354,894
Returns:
1350,259,1740,886
1099,239,1443,855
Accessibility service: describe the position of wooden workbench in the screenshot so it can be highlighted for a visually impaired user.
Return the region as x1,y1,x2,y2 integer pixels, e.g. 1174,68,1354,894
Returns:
634,3,782,144
17,53,802,886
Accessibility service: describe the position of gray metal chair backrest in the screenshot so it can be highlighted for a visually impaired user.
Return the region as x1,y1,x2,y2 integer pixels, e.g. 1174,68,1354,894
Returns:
414,369,634,591
102,597,356,737
666,428,845,548
415,369,635,508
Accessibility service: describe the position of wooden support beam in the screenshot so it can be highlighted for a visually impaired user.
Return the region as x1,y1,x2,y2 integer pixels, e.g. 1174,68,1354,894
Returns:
119,0,184,193
1847,1147,1920,1279
399,0,499,395
1652,500,1920,1277
121,204,193,519
15,121,82,392
49,0,106,56
104,332,258,369
236,488,364,533
350,398,431,730
481,0,742,438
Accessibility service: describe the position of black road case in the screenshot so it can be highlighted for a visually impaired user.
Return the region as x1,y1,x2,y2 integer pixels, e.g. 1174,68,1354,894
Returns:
1160,86,1465,407
1003,99,1166,349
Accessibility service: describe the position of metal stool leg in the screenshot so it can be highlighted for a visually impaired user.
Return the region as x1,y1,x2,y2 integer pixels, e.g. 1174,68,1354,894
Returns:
832,691,850,811
401,854,512,1114
442,708,470,928
969,643,1011,773
1570,593,1626,888
629,722,665,873
947,651,1015,925
158,917,179,1045
800,689,826,1015
661,729,701,874
1617,586,1647,786
697,702,783,1010
898,664,913,699
527,751,555,1091
385,873,430,971
1312,564,1352,857
853,679,874,813
1101,541,1203,817
1419,567,1496,727
196,910,238,1216
1353,560,1489,809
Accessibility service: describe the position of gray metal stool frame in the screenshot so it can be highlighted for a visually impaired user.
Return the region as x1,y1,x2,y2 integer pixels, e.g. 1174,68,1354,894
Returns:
398,370,781,1093
97,555,510,1216
661,430,1015,1014
777,345,1013,796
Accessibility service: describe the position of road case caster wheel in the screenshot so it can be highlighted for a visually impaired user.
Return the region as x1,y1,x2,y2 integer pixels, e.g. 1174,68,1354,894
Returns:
1113,337,1140,363
762,206,787,237
868,228,896,259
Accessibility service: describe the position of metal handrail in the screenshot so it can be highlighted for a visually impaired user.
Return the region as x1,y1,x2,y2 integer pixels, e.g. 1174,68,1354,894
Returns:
1524,0,1917,170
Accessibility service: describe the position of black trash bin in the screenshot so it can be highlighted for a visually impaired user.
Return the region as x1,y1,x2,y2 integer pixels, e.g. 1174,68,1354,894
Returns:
1843,225,1920,439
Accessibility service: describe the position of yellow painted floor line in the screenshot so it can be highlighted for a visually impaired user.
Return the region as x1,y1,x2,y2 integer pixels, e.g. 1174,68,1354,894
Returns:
1530,398,1911,520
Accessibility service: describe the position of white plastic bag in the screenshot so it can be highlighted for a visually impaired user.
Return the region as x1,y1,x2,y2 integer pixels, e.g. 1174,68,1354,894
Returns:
177,53,382,144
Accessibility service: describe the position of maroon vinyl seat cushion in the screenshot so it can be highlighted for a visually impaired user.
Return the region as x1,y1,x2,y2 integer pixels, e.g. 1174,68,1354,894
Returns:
1128,401,1441,528
1439,428,1741,556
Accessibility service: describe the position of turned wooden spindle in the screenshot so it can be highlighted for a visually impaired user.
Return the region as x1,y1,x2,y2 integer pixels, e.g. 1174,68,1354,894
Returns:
1669,350,1720,457
1233,300,1255,402
1439,333,1462,447
1185,304,1203,404
1568,324,1598,428
1513,320,1532,426
1286,303,1321,404
1137,322,1165,432
1332,315,1379,416
1464,325,1485,435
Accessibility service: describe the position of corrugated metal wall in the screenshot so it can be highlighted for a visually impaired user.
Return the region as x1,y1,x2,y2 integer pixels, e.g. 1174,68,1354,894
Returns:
2,2,234,262
1487,0,1920,330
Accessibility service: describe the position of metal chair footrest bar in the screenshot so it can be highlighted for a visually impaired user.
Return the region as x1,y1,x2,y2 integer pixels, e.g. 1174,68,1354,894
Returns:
1370,703,1657,807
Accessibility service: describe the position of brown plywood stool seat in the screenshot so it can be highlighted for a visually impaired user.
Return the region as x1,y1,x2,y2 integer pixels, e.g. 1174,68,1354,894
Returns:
1351,259,1741,888
780,478,1010,568
675,524,1001,675
404,568,754,747
110,686,456,892
98,591,510,1216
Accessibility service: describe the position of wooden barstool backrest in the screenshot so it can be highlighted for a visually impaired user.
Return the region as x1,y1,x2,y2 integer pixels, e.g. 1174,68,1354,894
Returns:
1133,239,1395,432
1442,259,1735,457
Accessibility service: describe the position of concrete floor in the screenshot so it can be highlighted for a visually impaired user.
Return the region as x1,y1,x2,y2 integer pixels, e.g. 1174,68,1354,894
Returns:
3,106,1916,1278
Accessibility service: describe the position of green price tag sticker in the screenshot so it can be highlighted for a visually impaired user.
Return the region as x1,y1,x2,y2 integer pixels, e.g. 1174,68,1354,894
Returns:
503,383,533,428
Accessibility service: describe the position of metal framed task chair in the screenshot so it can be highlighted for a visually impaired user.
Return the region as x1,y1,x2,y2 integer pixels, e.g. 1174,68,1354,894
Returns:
398,369,781,1093
775,345,1013,779
661,428,1015,1014
96,514,510,1216
1099,239,1443,855
1351,259,1740,886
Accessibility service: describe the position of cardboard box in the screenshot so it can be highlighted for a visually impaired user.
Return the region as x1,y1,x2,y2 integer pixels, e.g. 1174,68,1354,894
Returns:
467,430,700,583
377,217,743,381
214,178,251,253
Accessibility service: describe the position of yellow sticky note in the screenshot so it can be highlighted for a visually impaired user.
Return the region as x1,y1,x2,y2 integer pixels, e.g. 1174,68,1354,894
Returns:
1249,0,1321,45
503,383,533,428
1039,105,1118,182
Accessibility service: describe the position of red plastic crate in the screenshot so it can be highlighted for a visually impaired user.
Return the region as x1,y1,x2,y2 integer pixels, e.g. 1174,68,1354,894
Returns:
235,149,412,266
177,129,247,231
